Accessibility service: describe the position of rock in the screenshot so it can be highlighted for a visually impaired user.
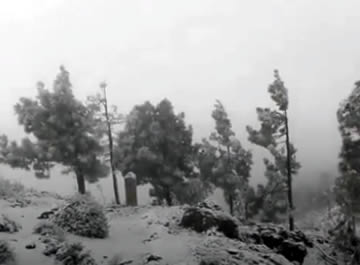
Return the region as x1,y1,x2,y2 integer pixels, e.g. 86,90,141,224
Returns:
261,230,283,248
277,240,307,264
239,224,312,264
196,237,293,265
25,243,36,249
227,248,239,255
37,210,55,219
37,207,59,220
146,254,162,263
180,202,240,239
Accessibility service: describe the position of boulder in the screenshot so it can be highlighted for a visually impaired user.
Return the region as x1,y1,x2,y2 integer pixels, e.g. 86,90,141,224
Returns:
278,240,307,264
261,229,283,248
37,208,59,219
180,201,240,239
195,236,293,265
25,243,36,249
239,224,313,264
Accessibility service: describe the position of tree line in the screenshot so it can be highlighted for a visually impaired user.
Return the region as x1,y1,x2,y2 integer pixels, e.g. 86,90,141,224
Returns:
0,66,358,233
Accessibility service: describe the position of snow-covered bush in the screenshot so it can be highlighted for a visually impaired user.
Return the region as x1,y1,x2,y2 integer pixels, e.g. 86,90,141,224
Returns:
319,206,345,235
55,242,97,265
33,220,66,241
0,177,25,199
0,240,15,265
53,194,109,238
173,178,212,205
319,206,356,251
0,214,21,233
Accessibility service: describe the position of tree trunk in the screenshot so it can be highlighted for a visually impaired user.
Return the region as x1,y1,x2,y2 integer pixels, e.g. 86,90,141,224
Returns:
229,194,234,216
76,169,86,194
284,111,295,231
244,202,248,221
226,145,235,216
164,188,172,206
102,84,121,205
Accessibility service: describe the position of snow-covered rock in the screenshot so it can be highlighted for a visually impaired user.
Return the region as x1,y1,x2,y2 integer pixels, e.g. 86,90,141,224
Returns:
180,201,240,239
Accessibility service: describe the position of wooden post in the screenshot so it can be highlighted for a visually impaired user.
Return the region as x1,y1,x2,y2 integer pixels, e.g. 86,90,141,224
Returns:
125,172,138,206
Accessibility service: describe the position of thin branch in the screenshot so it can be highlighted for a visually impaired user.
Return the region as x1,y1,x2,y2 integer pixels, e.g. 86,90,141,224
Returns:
314,243,338,265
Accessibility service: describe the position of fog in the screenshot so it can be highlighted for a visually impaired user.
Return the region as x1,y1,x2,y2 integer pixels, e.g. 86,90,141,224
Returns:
1,0,359,202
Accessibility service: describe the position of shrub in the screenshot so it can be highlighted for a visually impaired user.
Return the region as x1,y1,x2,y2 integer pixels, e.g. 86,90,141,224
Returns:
53,194,109,238
0,214,21,233
55,242,97,265
0,177,25,199
173,178,212,205
0,240,15,265
33,220,66,241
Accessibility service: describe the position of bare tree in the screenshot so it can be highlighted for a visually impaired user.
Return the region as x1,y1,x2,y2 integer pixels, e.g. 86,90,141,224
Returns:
88,82,124,204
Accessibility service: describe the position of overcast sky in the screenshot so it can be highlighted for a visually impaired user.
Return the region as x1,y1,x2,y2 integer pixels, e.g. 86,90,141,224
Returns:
1,0,360,191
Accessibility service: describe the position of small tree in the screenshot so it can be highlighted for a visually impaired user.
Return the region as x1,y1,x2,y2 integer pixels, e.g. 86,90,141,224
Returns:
115,99,195,206
0,135,52,178
87,81,124,205
199,100,252,216
11,66,108,194
247,70,300,230
335,80,360,239
257,158,289,223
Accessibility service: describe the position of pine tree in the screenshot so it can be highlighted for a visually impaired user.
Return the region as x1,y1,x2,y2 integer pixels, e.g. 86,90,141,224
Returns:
335,80,360,238
199,100,252,216
115,99,195,206
10,66,108,194
0,135,51,178
247,70,300,230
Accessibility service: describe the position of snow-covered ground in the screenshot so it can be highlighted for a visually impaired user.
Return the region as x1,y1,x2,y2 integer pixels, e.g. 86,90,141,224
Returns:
0,195,205,265
0,181,343,265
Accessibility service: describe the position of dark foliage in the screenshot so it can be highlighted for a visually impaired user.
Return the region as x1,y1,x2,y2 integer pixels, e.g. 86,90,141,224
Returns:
115,99,197,205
